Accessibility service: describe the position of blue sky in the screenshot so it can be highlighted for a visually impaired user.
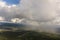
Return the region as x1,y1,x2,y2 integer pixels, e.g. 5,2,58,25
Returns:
3,0,20,5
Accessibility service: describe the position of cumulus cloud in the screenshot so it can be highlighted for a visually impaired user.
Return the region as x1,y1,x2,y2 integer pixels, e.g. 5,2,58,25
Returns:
0,0,57,22
17,0,58,22
0,16,5,21
0,0,60,33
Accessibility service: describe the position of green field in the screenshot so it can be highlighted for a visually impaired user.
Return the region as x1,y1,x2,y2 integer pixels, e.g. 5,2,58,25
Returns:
0,30,60,40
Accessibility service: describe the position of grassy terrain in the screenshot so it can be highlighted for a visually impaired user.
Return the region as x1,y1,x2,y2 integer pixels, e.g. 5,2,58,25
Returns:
0,30,60,40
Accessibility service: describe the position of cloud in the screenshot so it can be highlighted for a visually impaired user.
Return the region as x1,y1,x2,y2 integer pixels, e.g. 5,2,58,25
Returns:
0,0,57,22
0,0,60,33
19,0,57,22
0,16,5,21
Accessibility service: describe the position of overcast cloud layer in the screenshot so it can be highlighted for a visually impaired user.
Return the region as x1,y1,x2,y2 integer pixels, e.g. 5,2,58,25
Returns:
0,0,60,33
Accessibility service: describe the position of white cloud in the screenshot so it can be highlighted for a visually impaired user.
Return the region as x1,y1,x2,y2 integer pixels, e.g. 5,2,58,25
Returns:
0,0,58,24
19,0,57,22
0,0,60,33
0,1,6,7
11,18,24,23
0,1,17,8
0,0,57,22
0,16,5,21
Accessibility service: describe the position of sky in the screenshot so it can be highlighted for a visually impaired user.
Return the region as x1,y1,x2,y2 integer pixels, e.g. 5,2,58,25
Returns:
2,0,20,5
0,0,60,33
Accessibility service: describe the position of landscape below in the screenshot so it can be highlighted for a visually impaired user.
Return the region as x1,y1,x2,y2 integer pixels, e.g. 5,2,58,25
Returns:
0,30,60,40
